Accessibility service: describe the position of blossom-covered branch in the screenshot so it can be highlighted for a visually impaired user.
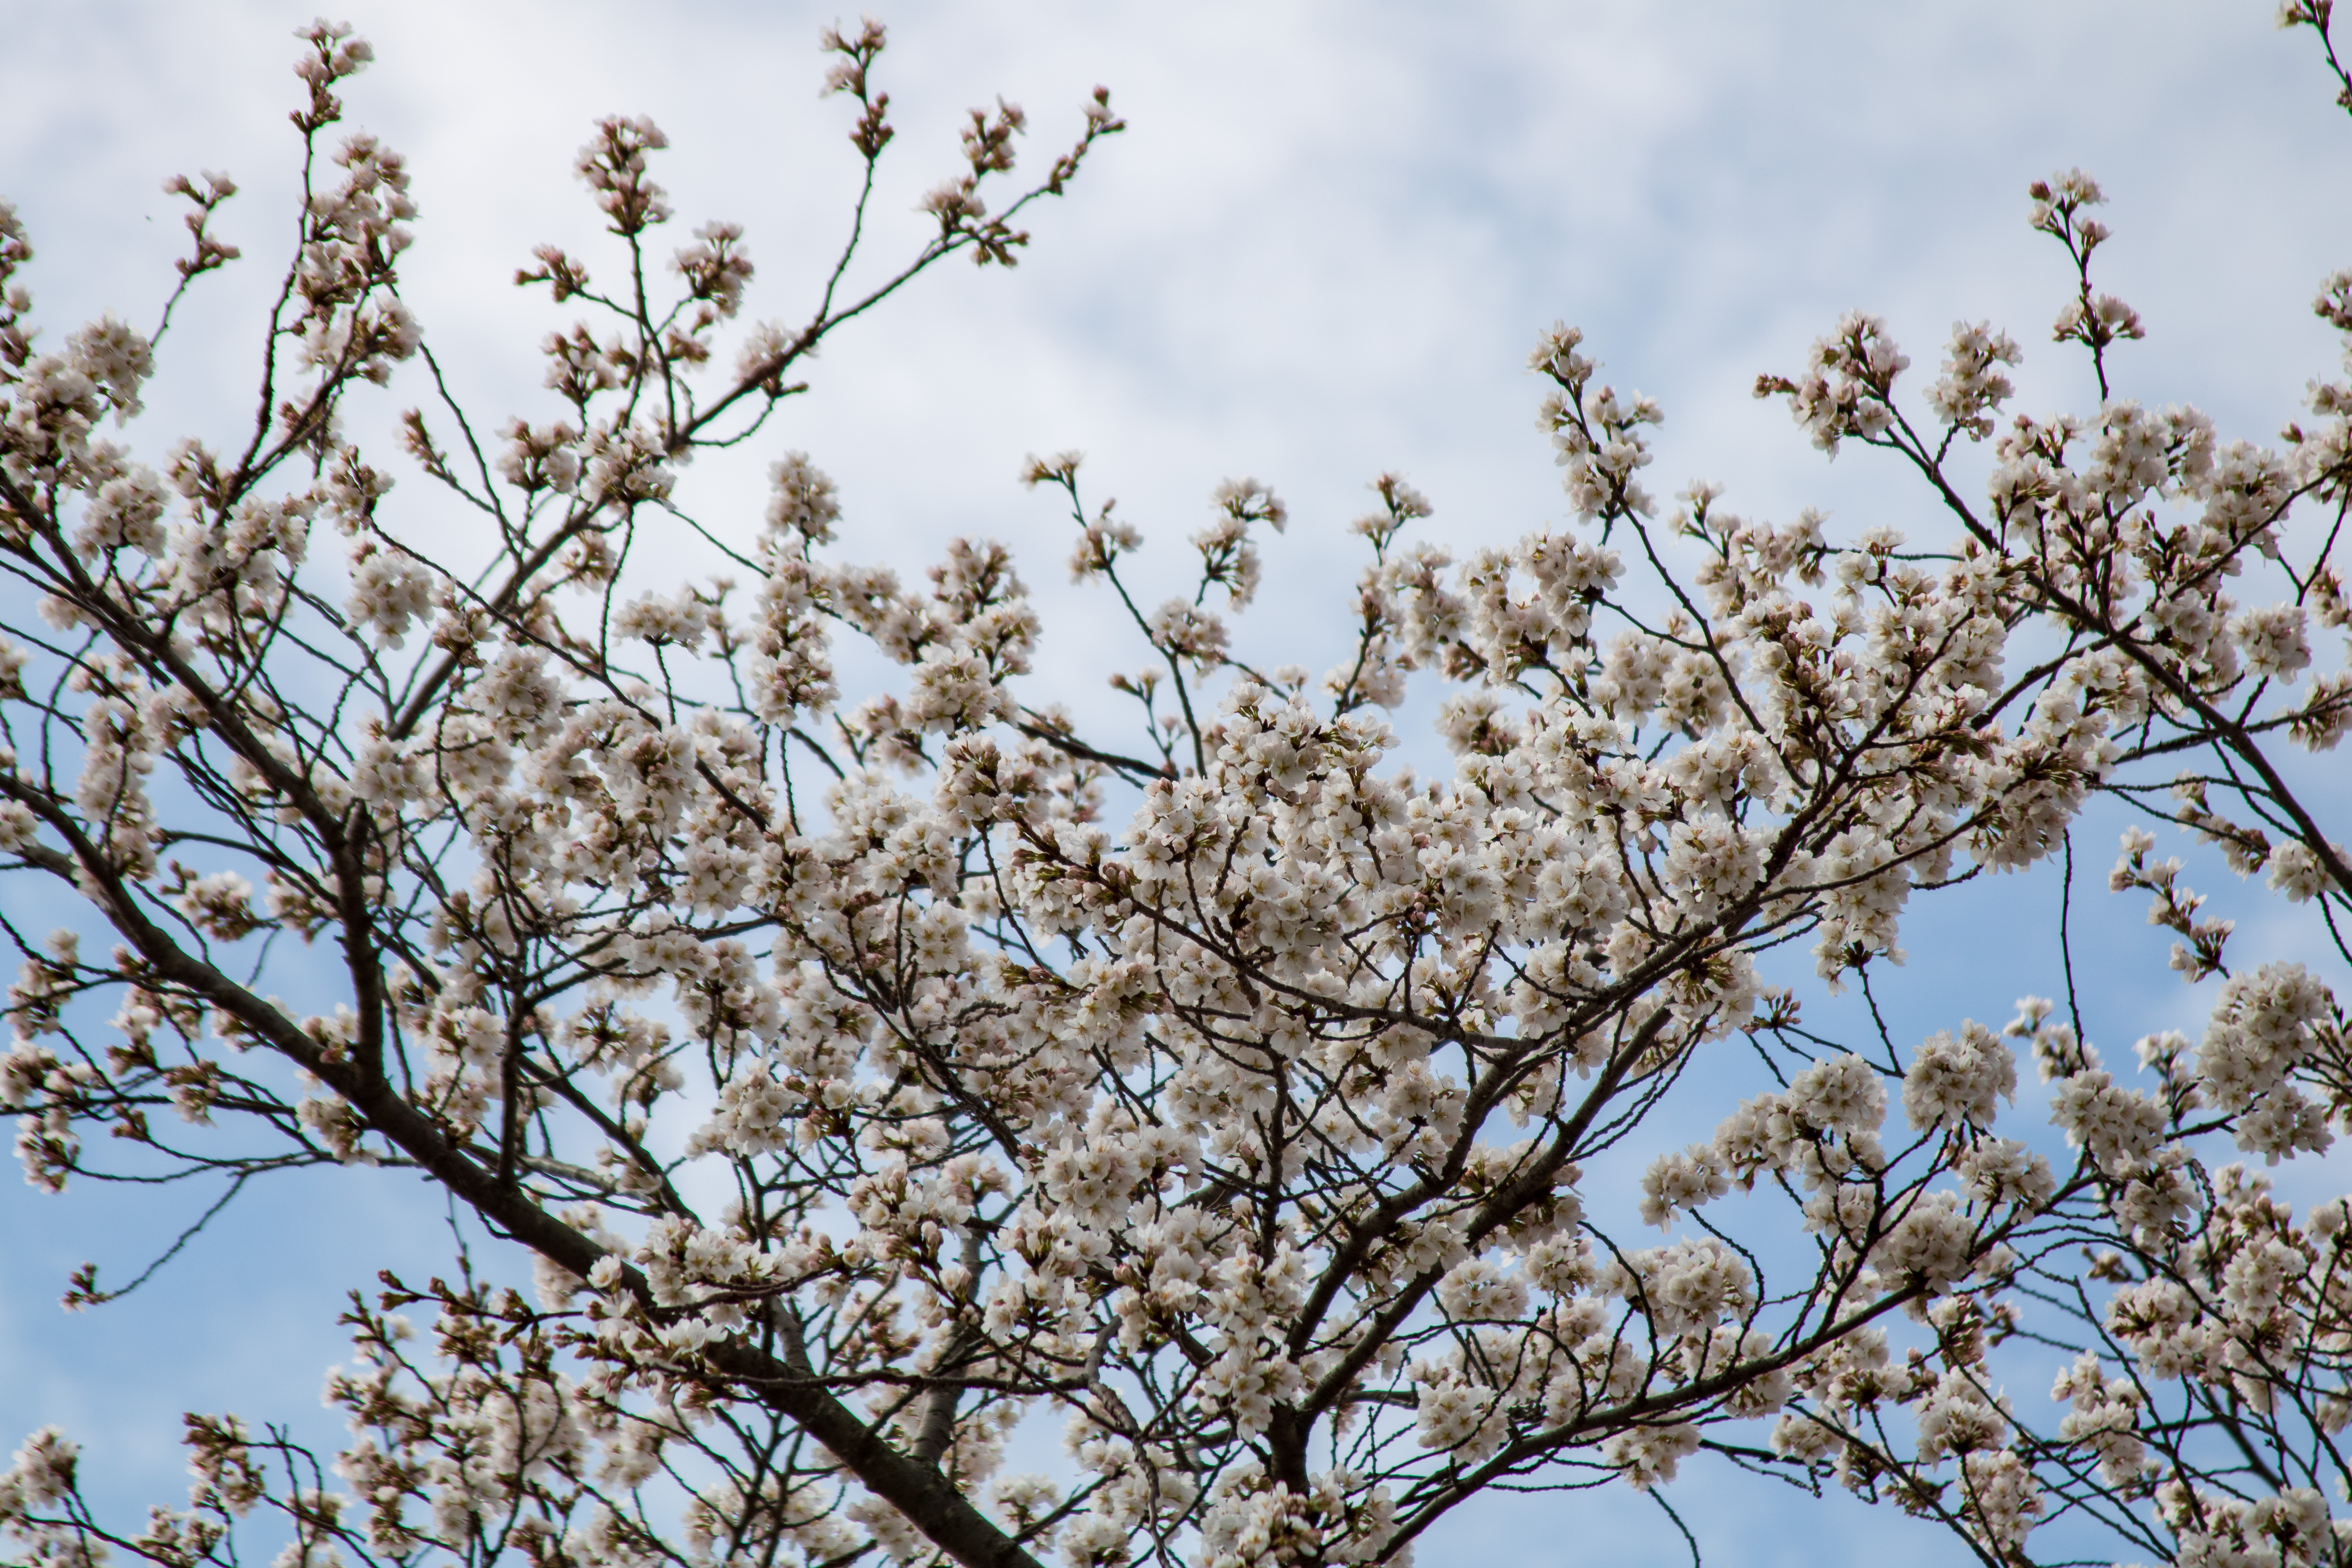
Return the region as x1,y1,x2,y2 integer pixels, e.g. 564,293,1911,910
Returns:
5,10,2352,1568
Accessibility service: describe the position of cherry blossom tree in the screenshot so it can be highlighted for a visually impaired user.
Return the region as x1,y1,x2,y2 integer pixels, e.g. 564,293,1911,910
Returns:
6,9,2352,1568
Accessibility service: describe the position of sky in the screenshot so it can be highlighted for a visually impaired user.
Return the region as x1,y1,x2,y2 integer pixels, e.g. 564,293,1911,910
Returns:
3,2,2352,1565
